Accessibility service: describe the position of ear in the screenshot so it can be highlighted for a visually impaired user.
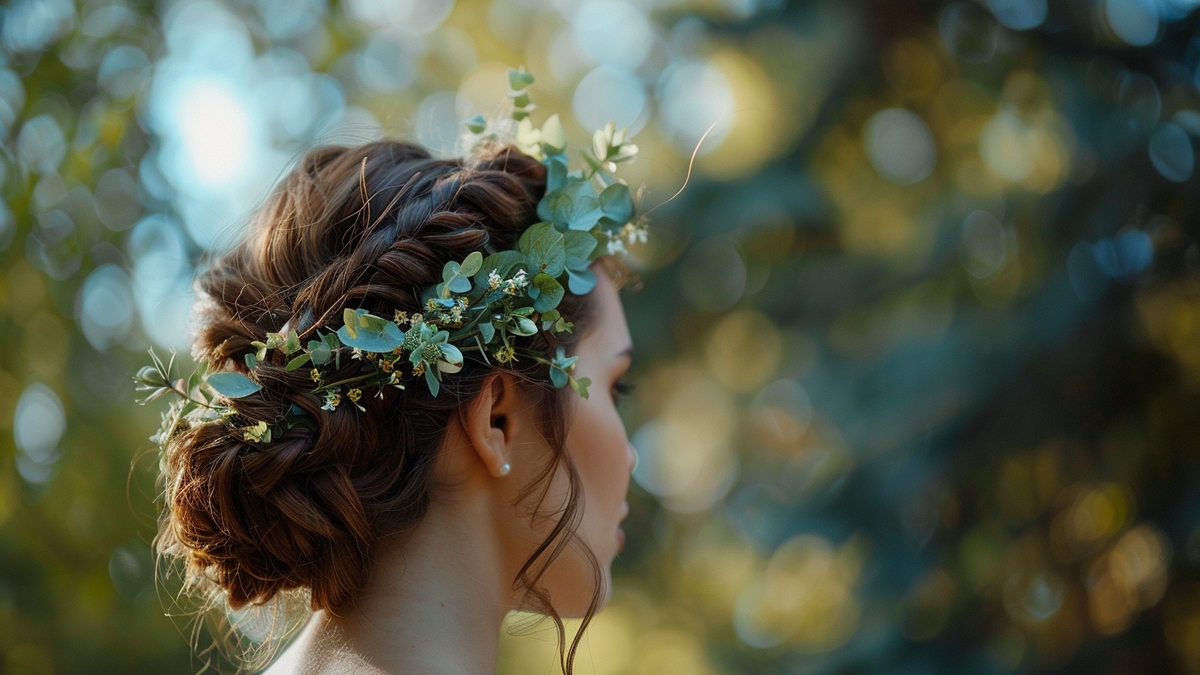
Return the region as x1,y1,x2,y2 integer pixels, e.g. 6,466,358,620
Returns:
463,374,524,478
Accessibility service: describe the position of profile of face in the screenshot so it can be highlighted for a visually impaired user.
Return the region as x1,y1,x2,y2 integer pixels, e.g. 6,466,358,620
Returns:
537,266,636,614
450,264,636,619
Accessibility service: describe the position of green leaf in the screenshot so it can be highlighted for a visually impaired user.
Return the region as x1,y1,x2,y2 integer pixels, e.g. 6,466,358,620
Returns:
567,195,603,231
570,376,591,398
343,308,359,339
358,312,390,333
567,267,597,294
531,273,565,313
425,367,441,397
284,329,301,355
251,340,268,362
479,321,495,344
508,67,535,90
519,222,566,277
541,114,567,155
474,251,527,287
598,182,633,225
513,317,538,336
285,353,311,371
207,372,262,398
447,275,472,293
545,155,568,192
459,251,484,277
307,339,331,366
563,230,597,269
537,189,573,227
244,353,258,370
336,320,404,352
464,114,487,134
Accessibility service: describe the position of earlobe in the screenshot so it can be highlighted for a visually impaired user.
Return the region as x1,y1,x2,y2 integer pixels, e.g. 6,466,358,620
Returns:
464,375,521,479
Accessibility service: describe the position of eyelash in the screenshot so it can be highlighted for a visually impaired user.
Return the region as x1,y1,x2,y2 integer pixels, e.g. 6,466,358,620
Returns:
612,379,635,403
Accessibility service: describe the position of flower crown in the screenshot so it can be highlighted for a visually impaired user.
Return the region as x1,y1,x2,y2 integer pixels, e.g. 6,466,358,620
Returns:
136,68,647,446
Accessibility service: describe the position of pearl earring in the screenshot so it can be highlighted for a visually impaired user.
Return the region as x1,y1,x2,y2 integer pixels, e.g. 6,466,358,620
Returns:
498,463,511,477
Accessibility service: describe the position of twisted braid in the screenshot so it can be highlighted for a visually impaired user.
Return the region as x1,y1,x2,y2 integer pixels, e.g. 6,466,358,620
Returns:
157,141,591,612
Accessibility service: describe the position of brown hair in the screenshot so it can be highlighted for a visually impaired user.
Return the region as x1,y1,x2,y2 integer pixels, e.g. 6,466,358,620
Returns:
155,140,602,672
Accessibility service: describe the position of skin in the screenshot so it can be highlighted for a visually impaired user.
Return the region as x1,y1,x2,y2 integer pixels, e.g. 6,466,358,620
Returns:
264,266,636,675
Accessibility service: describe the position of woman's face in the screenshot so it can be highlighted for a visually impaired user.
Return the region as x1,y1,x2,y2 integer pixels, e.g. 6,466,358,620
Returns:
533,266,635,616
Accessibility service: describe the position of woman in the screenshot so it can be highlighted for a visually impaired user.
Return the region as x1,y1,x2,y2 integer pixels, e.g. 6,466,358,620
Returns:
144,99,644,673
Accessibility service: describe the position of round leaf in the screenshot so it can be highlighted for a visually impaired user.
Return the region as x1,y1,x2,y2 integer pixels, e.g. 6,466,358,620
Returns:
531,273,565,313
207,372,262,398
519,222,566,277
459,251,484,277
567,267,597,295
336,321,404,352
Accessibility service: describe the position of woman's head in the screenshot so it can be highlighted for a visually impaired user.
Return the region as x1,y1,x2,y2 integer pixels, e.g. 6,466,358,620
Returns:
155,139,634,665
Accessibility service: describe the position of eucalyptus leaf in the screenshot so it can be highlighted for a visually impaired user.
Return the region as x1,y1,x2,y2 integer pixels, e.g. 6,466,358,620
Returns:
537,190,573,227
307,339,331,366
567,195,604,231
519,222,566,277
459,251,484,277
207,372,262,398
531,273,565,313
284,329,301,355
545,155,569,192
358,312,390,333
549,366,568,389
425,367,441,397
336,320,405,352
563,231,597,269
567,267,597,295
285,353,311,371
447,275,472,293
570,376,591,399
598,182,633,224
473,250,527,287
343,308,360,339
479,321,496,343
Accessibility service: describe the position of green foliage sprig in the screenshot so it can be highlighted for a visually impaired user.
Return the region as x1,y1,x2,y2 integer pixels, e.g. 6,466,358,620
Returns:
137,67,648,447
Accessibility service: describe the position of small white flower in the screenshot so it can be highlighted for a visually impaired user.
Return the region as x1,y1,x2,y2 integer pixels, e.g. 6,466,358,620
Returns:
487,269,502,290
606,237,627,255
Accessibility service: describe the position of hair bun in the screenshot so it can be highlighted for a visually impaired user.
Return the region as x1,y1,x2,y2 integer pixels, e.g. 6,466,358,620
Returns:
157,141,564,612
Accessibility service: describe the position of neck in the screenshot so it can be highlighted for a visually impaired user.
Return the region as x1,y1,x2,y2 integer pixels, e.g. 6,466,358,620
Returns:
279,483,517,675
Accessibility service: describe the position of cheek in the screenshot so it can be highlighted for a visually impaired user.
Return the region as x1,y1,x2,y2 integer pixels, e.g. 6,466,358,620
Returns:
567,399,630,523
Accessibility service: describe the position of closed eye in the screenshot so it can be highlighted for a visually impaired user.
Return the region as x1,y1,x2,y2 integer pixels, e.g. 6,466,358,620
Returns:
612,379,635,403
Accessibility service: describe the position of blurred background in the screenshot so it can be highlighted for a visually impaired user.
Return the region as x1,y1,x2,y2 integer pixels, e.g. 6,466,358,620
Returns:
0,0,1199,672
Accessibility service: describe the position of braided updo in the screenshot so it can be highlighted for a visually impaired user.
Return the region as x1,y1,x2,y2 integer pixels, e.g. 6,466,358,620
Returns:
156,141,593,615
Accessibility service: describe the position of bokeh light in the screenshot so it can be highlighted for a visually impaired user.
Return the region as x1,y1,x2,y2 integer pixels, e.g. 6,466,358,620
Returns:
2,0,1200,673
